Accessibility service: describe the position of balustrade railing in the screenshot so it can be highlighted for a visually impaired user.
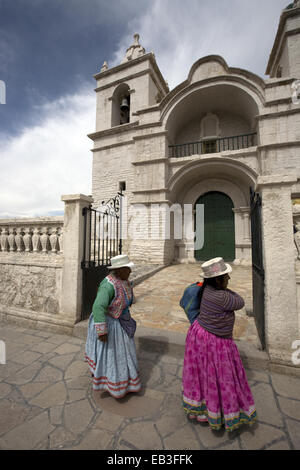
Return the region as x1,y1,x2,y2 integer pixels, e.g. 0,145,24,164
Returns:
0,219,64,254
169,132,257,158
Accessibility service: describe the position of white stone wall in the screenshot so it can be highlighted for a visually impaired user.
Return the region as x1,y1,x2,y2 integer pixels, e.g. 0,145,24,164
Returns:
288,34,300,78
175,111,251,144
0,254,62,314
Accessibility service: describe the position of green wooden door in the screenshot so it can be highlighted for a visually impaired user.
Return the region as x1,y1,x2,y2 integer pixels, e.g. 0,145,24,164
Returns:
194,191,235,262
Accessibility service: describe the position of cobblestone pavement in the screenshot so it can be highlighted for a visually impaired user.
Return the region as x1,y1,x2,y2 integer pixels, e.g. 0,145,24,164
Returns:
1,321,300,450
131,264,259,345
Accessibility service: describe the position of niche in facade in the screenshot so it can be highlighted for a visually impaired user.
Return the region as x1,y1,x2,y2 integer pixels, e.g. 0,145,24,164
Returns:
200,113,220,154
111,83,131,127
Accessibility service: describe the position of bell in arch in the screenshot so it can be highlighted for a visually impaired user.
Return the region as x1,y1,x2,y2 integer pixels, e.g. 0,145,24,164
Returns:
120,97,129,112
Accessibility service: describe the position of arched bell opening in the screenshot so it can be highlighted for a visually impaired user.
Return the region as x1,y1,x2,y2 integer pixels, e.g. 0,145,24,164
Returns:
111,83,131,127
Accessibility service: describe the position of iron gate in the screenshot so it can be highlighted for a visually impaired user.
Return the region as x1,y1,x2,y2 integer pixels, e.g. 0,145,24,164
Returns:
81,193,123,320
250,187,265,350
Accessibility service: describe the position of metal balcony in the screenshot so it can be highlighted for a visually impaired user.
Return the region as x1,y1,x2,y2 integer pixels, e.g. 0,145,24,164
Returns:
169,132,257,158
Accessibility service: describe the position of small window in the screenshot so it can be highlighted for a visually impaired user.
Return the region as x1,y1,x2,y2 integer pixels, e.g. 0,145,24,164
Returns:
119,181,126,192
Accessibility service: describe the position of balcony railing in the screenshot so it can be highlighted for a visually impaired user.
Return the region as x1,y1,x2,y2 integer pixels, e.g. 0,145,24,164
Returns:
169,132,257,158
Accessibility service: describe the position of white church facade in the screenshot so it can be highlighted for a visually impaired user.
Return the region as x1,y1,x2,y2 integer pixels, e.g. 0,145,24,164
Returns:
89,4,300,267
88,2,300,366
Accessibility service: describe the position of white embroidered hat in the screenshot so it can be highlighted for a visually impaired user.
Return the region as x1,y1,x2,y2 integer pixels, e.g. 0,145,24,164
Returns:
107,254,134,270
201,257,232,278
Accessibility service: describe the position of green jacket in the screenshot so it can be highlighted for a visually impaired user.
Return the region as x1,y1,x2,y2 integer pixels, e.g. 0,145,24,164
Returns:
92,277,115,324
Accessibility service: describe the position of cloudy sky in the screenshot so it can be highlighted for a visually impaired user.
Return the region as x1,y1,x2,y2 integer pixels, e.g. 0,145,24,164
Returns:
0,0,289,217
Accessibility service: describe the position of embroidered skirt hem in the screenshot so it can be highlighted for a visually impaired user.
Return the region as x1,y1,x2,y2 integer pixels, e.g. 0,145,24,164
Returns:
85,313,141,399
183,396,257,432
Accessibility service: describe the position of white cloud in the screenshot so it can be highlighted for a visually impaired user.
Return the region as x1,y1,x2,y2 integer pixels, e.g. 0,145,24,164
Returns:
111,0,289,89
0,86,95,217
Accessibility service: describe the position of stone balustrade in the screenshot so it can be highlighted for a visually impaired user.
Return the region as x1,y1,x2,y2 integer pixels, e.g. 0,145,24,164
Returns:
0,218,64,254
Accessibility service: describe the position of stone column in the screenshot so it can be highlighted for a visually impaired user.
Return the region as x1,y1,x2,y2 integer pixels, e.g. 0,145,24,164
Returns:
60,194,94,324
257,175,300,366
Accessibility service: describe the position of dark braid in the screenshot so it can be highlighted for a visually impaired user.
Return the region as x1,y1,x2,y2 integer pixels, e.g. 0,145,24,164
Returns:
198,275,227,309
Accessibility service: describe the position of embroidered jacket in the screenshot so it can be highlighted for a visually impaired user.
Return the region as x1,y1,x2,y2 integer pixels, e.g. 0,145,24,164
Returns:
92,274,133,336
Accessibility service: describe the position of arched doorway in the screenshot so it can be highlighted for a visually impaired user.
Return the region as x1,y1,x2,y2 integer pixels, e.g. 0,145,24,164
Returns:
194,191,235,261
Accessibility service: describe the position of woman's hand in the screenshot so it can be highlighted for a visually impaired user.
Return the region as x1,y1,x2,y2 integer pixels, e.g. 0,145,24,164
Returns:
98,334,108,342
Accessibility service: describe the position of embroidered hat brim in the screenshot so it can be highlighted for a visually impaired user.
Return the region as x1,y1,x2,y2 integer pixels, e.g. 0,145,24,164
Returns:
201,257,232,278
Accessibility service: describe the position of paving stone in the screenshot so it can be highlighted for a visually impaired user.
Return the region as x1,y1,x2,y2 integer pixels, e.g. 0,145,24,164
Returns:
285,418,300,449
71,429,114,450
0,362,24,380
31,330,53,339
34,365,63,383
193,424,232,449
30,341,58,354
65,360,89,379
155,374,182,394
0,382,12,399
5,342,31,359
92,388,164,419
45,335,70,345
266,439,291,450
5,362,42,385
67,388,88,402
19,381,52,400
278,397,300,420
271,372,300,400
240,423,286,450
48,353,75,370
163,424,201,450
64,400,95,434
13,350,42,365
155,413,190,438
251,383,284,427
93,410,124,433
117,421,162,450
245,369,270,384
217,440,241,450
49,426,78,449
0,399,30,435
0,411,54,450
49,405,64,425
52,343,82,355
138,360,162,388
65,376,90,390
17,334,43,345
29,382,67,408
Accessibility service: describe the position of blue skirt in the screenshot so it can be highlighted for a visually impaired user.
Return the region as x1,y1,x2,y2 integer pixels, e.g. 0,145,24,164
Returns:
84,314,141,398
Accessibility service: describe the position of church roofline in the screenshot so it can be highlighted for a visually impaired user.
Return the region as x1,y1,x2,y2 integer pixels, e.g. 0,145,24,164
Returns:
266,6,300,75
160,55,265,110
94,52,169,94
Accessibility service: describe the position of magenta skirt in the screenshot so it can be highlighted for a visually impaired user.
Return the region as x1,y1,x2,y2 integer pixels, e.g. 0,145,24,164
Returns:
182,321,257,432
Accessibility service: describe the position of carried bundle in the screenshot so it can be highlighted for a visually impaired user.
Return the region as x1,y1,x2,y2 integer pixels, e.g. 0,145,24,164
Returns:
179,281,203,324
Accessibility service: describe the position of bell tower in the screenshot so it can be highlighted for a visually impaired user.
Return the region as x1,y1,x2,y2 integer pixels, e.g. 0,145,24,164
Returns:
91,34,169,133
266,1,300,78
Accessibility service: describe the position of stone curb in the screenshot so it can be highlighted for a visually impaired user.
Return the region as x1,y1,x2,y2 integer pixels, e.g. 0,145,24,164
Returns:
130,265,167,287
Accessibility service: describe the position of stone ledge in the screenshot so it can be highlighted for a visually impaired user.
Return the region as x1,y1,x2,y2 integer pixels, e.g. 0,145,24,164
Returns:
0,306,75,335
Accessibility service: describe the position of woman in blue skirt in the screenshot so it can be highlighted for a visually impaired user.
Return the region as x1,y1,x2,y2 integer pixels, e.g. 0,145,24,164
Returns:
85,254,141,398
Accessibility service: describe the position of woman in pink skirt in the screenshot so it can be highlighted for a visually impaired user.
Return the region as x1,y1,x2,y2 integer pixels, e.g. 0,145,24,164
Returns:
182,257,257,432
